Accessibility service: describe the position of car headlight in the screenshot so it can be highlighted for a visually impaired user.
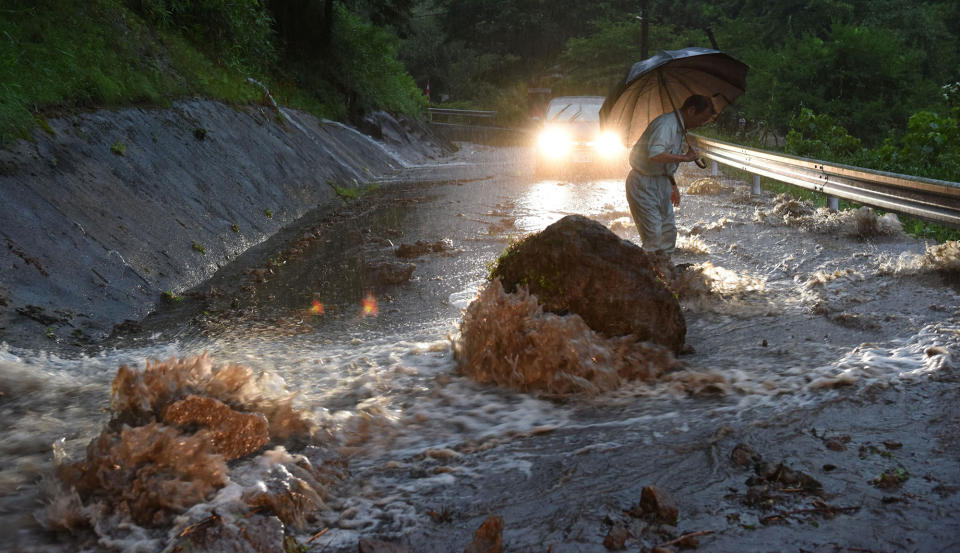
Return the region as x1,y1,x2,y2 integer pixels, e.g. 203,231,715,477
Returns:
594,131,624,158
538,128,573,158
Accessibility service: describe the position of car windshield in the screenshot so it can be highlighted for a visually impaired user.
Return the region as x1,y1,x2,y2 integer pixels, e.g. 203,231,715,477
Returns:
546,99,603,122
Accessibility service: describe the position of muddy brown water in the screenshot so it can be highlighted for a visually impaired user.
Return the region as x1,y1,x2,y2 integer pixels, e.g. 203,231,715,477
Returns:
1,144,958,552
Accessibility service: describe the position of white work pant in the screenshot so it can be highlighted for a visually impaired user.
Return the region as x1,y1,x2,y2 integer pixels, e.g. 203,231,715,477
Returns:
625,170,677,255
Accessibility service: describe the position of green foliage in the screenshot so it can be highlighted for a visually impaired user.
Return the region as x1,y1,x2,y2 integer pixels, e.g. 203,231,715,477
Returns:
557,19,705,95
191,241,206,253
870,110,960,181
0,0,262,144
110,141,127,156
785,107,862,159
735,23,926,142
327,4,426,116
127,0,276,73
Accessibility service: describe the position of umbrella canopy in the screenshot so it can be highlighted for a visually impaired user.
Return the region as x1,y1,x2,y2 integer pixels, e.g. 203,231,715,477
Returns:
599,47,748,145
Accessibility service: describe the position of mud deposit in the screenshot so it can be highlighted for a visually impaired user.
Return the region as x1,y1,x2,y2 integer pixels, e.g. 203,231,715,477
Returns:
1,145,959,552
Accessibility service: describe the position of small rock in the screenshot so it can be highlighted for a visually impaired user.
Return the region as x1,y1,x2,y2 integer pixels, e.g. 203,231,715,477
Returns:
365,262,416,285
463,515,503,553
640,486,679,525
825,439,846,451
395,239,452,258
603,523,628,550
730,443,755,467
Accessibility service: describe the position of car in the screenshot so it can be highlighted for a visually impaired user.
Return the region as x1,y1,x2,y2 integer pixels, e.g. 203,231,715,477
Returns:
534,96,628,178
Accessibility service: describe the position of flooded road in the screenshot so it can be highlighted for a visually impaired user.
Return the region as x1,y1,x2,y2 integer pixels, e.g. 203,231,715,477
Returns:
1,143,959,552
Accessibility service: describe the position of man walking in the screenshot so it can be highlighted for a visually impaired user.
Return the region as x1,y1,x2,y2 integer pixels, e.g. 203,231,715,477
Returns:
626,94,715,255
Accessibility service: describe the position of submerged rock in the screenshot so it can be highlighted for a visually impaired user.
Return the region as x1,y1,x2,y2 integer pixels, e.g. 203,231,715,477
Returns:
364,261,416,285
463,515,503,553
639,485,679,525
489,215,685,353
395,239,453,258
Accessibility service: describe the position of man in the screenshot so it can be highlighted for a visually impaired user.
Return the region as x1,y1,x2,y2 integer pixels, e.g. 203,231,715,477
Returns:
626,94,715,256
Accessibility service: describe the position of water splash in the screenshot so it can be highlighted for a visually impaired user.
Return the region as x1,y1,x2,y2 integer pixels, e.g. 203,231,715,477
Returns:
41,354,342,550
453,280,681,396
877,240,960,276
756,195,903,238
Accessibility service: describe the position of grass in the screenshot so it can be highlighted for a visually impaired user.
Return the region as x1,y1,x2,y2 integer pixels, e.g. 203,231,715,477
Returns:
0,0,269,146
716,166,960,243
332,180,379,201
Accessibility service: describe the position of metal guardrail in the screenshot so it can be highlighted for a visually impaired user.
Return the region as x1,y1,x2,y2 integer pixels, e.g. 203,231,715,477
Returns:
428,108,497,121
692,135,960,228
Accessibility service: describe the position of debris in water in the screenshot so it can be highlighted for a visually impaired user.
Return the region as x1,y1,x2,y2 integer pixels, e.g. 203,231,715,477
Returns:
363,261,415,285
676,234,711,255
757,195,902,238
685,177,730,195
607,216,636,235
395,238,454,258
872,467,910,489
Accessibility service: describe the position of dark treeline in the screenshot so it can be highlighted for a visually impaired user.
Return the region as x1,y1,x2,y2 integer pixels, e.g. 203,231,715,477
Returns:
0,0,957,179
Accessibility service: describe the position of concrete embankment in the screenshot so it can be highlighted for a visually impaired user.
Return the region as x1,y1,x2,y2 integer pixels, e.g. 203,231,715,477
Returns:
0,100,449,351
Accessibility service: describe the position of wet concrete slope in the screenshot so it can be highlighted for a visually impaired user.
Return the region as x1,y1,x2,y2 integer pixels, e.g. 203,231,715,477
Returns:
0,101,432,350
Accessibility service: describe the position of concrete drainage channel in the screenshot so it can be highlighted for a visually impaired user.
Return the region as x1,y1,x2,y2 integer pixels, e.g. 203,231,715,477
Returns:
0,100,455,353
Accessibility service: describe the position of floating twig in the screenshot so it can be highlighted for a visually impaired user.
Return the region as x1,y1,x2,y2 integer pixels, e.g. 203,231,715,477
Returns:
178,514,219,537
307,527,329,544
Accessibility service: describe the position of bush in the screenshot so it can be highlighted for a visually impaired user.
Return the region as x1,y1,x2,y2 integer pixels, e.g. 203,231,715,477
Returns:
326,4,426,117
127,0,276,73
785,107,862,160
870,109,960,181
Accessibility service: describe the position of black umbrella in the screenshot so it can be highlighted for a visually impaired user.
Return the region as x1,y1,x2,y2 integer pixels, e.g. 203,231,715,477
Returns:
599,47,748,146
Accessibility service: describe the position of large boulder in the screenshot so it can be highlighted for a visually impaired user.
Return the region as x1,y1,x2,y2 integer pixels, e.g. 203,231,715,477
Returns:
489,215,685,353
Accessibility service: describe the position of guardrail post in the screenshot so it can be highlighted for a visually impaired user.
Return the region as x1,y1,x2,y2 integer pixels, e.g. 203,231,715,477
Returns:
827,195,839,212
711,161,718,176
752,174,761,196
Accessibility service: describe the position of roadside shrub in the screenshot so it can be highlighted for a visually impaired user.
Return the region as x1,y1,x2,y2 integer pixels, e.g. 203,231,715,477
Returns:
870,109,960,182
785,107,862,160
